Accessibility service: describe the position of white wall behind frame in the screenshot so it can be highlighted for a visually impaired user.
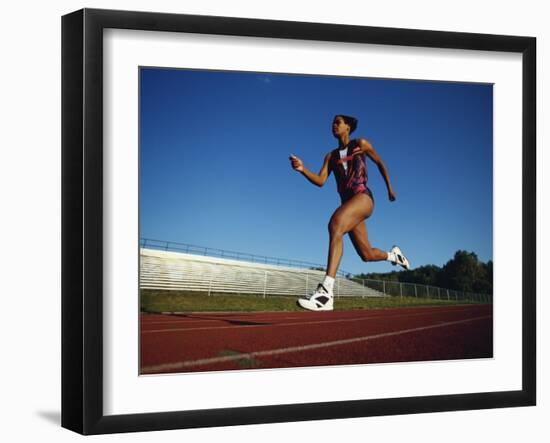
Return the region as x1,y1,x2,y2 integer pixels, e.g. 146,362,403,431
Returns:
0,1,545,443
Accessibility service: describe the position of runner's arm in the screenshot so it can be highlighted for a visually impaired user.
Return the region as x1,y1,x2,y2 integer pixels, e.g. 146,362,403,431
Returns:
289,152,332,187
358,138,396,201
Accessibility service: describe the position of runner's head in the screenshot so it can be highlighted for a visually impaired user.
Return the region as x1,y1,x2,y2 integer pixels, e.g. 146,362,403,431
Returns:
332,115,358,137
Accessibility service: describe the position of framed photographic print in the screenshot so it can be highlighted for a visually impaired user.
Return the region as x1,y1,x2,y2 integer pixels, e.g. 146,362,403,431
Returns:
62,8,536,435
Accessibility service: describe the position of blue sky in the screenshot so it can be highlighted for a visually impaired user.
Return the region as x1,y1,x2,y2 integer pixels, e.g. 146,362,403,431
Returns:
140,68,493,275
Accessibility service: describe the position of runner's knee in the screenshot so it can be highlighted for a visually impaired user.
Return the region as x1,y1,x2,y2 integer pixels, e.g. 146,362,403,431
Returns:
328,216,345,238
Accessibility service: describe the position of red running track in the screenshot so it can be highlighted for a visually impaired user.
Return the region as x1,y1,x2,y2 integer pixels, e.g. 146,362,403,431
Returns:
140,304,493,375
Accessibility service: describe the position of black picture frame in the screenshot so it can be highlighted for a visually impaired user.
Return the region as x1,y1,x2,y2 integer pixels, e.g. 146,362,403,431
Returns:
61,8,536,435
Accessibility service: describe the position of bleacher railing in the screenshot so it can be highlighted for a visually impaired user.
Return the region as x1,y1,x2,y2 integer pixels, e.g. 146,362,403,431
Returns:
140,237,352,277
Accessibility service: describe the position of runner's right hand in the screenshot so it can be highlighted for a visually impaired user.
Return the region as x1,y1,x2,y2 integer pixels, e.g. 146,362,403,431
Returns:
289,154,304,172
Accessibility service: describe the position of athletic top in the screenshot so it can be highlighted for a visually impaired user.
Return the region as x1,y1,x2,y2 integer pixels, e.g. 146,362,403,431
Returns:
329,138,369,199
338,147,350,171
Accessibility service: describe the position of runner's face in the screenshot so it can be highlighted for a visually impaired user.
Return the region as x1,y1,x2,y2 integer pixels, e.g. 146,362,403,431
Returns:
332,116,350,138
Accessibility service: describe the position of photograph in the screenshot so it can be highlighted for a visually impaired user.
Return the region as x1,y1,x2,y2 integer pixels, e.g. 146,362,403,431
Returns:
56,4,538,437
138,67,494,375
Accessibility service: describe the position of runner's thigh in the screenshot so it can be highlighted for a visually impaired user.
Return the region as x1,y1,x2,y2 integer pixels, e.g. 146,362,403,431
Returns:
329,194,373,234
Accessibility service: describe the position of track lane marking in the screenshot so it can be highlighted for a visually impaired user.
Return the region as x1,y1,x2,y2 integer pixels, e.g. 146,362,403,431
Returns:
141,308,490,334
141,305,489,326
141,314,312,326
141,314,491,373
142,305,487,325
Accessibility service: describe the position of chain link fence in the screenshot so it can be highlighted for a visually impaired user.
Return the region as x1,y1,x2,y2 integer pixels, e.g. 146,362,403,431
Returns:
355,278,492,303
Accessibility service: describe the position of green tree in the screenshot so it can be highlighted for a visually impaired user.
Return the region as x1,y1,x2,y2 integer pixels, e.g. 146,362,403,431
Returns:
438,250,486,293
355,250,492,295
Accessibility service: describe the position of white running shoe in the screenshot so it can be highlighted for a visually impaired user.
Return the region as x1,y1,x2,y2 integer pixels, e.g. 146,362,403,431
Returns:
297,283,334,311
390,245,410,270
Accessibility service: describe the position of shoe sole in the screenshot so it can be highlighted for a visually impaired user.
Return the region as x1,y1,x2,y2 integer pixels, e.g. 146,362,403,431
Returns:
296,299,334,311
392,246,410,270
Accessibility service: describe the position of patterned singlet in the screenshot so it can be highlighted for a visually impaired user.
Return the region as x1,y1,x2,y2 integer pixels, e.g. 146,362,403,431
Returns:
329,139,374,203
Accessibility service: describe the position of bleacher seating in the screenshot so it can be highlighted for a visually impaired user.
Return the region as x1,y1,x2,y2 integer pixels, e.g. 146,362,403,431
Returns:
140,248,385,298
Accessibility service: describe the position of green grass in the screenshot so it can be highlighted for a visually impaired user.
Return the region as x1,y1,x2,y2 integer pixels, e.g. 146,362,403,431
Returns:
140,289,484,313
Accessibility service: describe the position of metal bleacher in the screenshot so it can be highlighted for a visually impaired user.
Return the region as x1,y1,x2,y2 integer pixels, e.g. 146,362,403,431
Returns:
140,248,385,298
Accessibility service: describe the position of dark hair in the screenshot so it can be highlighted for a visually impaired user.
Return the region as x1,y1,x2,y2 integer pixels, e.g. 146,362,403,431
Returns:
336,114,358,134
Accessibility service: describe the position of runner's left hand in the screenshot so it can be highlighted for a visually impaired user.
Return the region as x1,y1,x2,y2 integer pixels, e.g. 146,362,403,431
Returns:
388,189,396,201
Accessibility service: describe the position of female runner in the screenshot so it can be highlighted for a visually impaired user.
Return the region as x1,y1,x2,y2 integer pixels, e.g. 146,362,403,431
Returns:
289,114,409,311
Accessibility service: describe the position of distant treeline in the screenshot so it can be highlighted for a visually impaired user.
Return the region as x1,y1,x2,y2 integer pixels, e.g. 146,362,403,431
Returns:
355,250,493,295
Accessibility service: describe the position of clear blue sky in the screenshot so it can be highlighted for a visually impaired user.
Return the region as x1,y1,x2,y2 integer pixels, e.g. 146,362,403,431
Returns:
140,67,493,275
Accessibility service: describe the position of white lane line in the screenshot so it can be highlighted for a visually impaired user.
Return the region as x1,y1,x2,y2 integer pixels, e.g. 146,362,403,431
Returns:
142,319,233,326
141,305,488,332
142,306,485,326
142,314,309,326
141,315,491,373
143,305,482,324
141,308,490,334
